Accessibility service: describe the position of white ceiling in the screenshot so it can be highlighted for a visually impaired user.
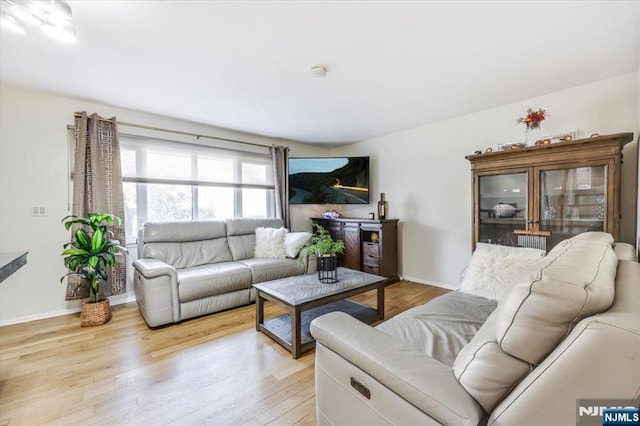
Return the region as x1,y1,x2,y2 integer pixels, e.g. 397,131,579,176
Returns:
1,1,639,145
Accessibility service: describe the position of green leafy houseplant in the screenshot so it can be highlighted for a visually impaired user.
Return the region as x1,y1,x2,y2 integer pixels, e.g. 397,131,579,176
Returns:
61,212,127,303
303,222,345,257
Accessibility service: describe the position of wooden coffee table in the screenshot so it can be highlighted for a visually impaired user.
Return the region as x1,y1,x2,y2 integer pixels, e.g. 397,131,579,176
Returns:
253,267,387,358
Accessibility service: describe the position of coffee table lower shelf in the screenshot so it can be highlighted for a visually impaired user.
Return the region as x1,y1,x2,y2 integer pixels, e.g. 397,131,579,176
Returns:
258,299,378,356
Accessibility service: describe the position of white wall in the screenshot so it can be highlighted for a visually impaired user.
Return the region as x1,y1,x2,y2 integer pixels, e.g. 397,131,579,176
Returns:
0,85,328,325
328,73,639,288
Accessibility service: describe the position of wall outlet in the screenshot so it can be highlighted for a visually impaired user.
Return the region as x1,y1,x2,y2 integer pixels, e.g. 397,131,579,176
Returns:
31,206,46,216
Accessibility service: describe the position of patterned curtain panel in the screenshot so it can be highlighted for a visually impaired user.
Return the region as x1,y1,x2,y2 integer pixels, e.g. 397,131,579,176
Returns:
66,112,126,300
271,145,290,229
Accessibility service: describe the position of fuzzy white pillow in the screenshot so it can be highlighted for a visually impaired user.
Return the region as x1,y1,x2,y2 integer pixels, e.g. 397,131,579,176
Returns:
254,227,287,259
459,243,545,301
285,232,312,258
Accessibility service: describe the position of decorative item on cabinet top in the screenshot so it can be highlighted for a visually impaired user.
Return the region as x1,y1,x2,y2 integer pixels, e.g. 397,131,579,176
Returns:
478,130,579,155
517,107,547,147
466,132,623,159
516,107,547,129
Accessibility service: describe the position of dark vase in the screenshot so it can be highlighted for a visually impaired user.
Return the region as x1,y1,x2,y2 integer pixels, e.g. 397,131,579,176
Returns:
317,255,338,283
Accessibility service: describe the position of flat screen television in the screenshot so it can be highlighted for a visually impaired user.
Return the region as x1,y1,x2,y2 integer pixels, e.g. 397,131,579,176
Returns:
288,156,370,204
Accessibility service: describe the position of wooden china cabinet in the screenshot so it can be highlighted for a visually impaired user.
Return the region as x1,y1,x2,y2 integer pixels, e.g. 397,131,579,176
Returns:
466,133,633,251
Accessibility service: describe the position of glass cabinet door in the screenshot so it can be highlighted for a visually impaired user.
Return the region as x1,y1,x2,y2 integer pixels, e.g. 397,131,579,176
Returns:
539,166,607,247
478,173,528,247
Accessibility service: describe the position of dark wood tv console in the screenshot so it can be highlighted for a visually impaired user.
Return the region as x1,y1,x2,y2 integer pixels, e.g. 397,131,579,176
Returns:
312,218,399,282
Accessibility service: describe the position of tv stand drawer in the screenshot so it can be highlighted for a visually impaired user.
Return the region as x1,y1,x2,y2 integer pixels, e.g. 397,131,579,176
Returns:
363,265,380,275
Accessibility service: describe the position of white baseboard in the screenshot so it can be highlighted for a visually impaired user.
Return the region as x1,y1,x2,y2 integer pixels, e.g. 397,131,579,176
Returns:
400,275,458,291
2,277,457,326
0,295,137,327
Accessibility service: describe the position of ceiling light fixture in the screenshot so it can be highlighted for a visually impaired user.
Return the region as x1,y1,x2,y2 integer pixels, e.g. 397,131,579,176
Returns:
0,0,76,42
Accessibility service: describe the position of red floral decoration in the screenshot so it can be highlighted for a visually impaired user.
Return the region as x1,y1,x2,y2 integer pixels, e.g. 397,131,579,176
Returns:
516,108,546,129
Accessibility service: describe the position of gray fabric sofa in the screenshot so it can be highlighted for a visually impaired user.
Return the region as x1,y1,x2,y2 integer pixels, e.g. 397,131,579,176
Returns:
311,233,640,425
133,218,316,327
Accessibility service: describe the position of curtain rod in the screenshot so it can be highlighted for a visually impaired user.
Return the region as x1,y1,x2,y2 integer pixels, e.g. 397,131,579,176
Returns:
72,113,272,149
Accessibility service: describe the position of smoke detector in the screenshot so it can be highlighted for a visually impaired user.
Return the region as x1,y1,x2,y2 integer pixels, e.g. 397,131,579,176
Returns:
310,66,327,78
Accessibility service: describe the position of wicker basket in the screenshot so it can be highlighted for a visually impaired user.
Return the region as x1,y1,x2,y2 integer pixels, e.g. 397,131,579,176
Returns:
80,299,111,327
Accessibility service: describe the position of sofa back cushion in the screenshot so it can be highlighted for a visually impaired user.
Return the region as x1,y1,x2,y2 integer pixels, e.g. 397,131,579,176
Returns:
496,234,617,364
143,220,227,242
141,220,233,269
226,218,284,261
487,259,640,426
452,311,531,413
453,232,618,413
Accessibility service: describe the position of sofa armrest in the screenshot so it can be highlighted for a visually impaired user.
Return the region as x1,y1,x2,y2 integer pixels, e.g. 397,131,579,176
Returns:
298,252,317,274
133,258,179,327
133,258,176,278
613,242,637,261
310,312,486,425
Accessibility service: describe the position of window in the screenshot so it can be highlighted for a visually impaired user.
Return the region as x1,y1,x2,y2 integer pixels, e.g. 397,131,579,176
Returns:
120,135,275,244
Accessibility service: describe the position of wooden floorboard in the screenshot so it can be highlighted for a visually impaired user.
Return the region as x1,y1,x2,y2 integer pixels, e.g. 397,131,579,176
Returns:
0,280,448,426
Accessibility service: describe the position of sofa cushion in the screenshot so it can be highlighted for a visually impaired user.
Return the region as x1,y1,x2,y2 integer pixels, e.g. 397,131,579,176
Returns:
239,258,305,283
452,311,531,413
142,220,227,242
254,227,287,259
141,220,233,268
376,291,497,366
177,262,252,302
226,218,284,261
459,243,545,301
226,218,284,237
285,232,312,258
543,230,613,260
613,242,637,261
453,232,618,414
227,234,256,262
496,234,618,364
144,239,233,269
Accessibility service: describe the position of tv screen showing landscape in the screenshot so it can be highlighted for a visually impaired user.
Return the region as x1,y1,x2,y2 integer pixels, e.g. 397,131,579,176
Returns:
288,157,370,204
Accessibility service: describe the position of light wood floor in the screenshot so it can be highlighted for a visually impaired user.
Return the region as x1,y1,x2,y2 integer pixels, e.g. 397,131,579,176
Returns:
0,280,448,426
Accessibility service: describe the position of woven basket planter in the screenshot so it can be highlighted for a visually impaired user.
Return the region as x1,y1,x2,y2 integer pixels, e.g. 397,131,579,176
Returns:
80,299,111,327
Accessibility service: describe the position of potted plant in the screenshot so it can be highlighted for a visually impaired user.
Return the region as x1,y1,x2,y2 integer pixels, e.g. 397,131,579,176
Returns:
303,222,345,283
61,212,127,326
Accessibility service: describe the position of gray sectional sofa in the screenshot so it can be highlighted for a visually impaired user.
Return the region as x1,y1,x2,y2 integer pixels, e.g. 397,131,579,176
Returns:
311,232,640,425
133,218,316,327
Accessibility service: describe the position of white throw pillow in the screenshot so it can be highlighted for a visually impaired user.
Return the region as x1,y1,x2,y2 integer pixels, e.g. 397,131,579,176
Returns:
459,243,545,301
254,227,287,259
285,232,312,258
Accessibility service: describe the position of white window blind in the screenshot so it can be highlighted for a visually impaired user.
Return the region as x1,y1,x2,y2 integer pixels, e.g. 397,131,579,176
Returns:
120,134,275,244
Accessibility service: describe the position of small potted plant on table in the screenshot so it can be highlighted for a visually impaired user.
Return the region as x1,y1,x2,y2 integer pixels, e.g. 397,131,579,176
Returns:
303,222,345,283
61,212,127,326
